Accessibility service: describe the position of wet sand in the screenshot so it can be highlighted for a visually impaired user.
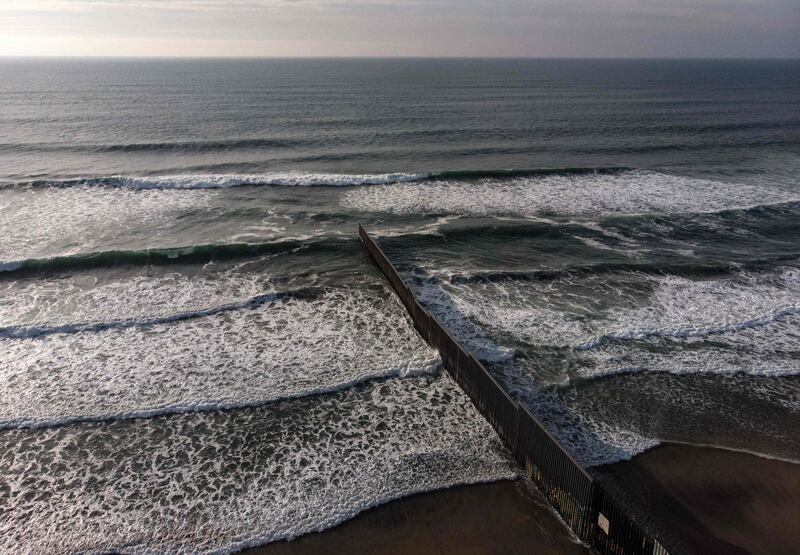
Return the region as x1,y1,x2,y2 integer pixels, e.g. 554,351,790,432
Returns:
246,479,589,555
597,443,800,555
246,443,799,555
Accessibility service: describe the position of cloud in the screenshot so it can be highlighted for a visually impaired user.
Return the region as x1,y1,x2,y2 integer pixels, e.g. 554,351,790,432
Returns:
0,0,797,57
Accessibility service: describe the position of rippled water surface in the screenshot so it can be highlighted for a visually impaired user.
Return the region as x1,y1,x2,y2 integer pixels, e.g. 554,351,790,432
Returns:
1,58,799,553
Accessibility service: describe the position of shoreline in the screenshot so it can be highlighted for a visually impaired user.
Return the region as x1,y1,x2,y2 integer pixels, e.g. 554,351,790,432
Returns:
650,438,800,465
244,441,800,555
244,479,590,555
597,442,800,555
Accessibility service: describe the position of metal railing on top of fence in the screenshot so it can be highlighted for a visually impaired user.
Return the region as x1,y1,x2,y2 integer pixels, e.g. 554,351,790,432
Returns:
358,224,678,555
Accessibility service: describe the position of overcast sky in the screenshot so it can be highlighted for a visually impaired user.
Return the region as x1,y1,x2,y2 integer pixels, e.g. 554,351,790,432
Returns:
0,0,798,58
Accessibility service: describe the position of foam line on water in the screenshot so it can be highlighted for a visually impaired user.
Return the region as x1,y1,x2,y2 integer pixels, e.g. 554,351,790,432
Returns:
408,262,800,424
578,314,800,380
404,280,665,467
550,368,800,465
569,365,800,384
506,358,800,466
0,239,318,275
22,172,430,190
0,267,275,330
0,358,441,431
418,265,800,350
575,304,800,351
3,167,629,190
494,370,662,467
342,169,799,218
0,186,218,265
0,374,517,554
0,286,441,429
0,184,350,268
0,292,283,339
661,440,800,465
503,361,799,466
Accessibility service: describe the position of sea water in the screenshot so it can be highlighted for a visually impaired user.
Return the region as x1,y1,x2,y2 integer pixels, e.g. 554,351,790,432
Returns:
1,58,799,553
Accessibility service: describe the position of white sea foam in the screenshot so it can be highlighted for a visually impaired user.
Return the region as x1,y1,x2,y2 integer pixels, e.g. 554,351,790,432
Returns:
0,268,273,333
501,360,800,466
376,215,461,238
0,292,280,339
0,374,517,554
573,270,800,378
412,278,516,364
108,172,428,189
552,367,800,464
408,263,800,465
0,286,440,428
410,274,663,466
341,169,798,218
581,314,800,380
492,366,662,467
0,186,218,264
576,305,800,350
413,266,800,379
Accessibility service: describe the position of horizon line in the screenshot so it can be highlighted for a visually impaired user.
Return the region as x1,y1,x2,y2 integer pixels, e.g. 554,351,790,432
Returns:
1,55,798,61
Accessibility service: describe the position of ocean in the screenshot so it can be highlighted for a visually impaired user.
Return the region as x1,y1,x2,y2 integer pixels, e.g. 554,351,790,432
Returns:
1,58,799,553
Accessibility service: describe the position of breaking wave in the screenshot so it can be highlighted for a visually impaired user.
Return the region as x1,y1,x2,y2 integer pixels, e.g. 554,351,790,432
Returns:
11,172,430,190
3,167,629,191
0,374,515,553
408,264,800,383
0,239,341,275
416,255,800,285
342,169,800,218
0,359,442,431
0,286,442,429
0,291,283,339
576,305,800,351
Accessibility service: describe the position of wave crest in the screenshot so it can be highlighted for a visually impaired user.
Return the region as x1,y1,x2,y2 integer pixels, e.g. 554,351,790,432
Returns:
14,172,430,190
0,291,285,339
575,305,800,351
0,239,338,275
4,167,633,191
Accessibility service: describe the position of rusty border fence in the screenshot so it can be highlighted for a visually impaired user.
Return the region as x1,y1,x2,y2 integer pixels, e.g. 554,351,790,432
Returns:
359,225,676,555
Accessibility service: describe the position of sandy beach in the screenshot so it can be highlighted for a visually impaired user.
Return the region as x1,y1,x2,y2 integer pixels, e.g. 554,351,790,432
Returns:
249,442,800,555
248,479,589,555
598,442,800,555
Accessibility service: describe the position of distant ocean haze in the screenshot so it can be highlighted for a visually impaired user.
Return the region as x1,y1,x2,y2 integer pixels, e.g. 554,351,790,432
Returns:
0,58,799,553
